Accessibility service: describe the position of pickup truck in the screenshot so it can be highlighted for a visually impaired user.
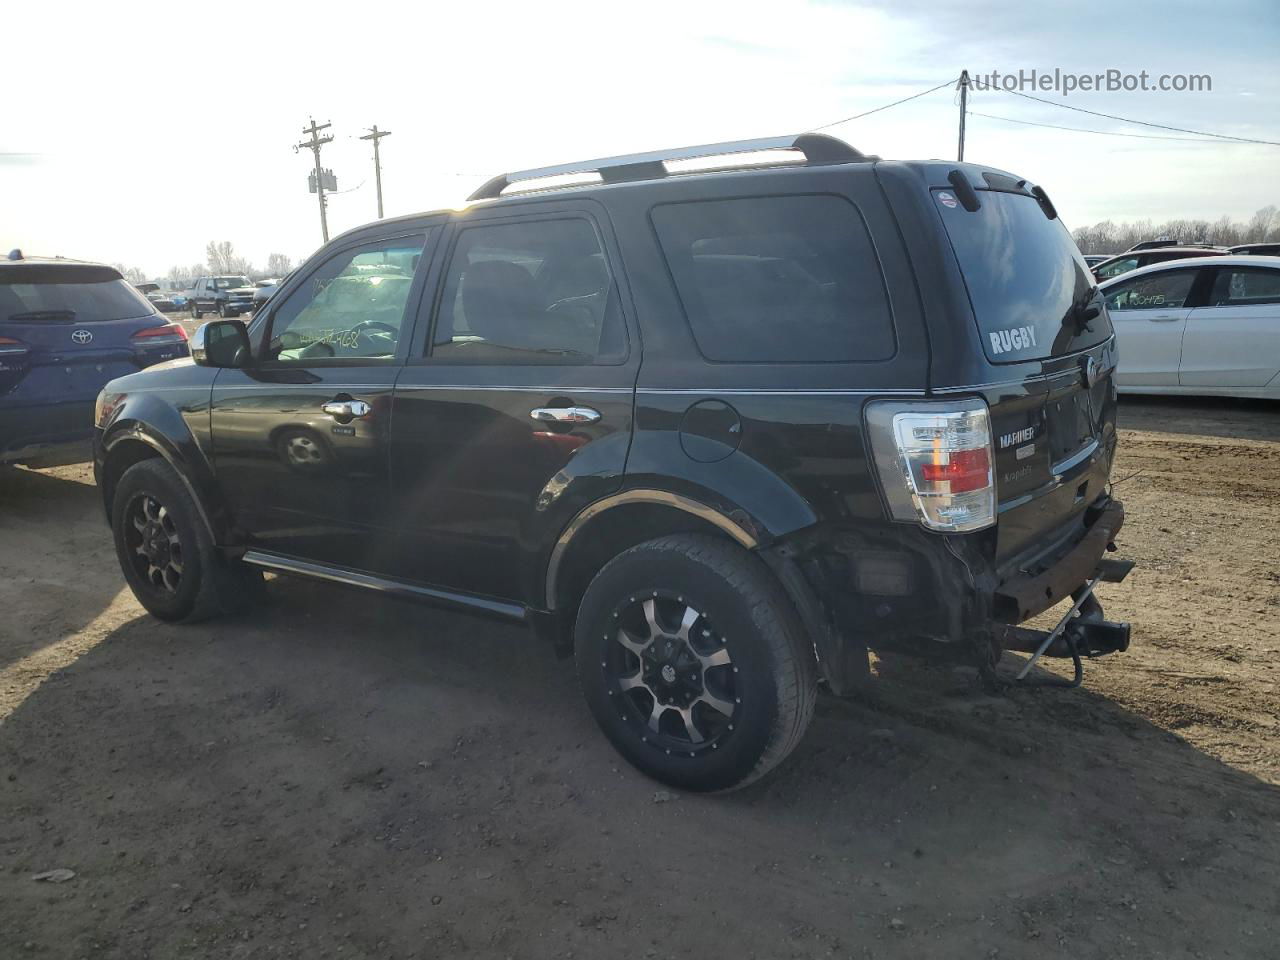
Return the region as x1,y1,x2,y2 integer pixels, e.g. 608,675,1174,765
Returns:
187,275,256,319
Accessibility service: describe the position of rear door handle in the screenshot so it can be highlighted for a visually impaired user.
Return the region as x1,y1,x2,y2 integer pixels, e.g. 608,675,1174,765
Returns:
321,399,372,422
530,406,601,423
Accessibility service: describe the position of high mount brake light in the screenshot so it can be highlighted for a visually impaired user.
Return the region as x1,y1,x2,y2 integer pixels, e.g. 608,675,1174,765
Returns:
131,322,189,342
865,399,996,533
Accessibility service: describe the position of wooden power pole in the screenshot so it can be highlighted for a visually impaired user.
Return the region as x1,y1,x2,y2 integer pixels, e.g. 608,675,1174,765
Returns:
360,125,392,219
957,70,970,162
297,119,334,242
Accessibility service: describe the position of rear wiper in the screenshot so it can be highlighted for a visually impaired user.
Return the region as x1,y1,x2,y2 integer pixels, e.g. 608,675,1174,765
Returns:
1066,287,1100,335
7,309,77,323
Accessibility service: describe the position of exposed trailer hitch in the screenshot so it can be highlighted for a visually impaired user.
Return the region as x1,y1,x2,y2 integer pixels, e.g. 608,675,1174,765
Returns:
999,556,1134,688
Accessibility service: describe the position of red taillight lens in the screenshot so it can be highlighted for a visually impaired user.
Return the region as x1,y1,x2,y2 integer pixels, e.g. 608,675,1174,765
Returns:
0,336,26,348
131,322,188,342
921,447,991,494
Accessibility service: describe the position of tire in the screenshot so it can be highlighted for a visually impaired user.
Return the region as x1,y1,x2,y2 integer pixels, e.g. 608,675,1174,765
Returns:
110,459,260,622
217,302,228,319
190,301,202,320
574,534,817,792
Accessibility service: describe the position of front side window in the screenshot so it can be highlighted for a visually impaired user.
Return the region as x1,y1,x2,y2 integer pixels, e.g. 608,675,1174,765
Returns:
651,195,895,363
266,235,425,363
1104,270,1196,311
1210,267,1280,307
1095,258,1137,279
431,217,624,364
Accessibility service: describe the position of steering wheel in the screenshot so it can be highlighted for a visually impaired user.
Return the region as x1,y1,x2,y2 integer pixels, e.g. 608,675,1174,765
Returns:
349,320,399,337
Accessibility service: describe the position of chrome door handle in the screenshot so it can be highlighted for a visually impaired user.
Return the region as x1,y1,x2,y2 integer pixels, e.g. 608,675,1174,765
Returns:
530,406,601,424
321,399,372,421
1147,315,1181,322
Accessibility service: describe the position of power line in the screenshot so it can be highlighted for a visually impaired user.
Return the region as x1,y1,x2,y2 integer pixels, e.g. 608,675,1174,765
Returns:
969,110,1229,143
808,77,959,131
1000,87,1280,146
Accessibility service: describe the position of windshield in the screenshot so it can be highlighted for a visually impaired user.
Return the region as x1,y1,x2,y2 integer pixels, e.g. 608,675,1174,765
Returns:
215,276,251,289
0,278,155,322
936,189,1112,363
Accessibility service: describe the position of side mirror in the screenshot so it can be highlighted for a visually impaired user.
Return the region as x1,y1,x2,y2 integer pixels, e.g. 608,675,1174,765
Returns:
191,319,251,368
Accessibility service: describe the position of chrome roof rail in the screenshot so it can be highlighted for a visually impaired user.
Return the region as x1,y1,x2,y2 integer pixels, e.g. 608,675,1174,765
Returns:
467,133,874,201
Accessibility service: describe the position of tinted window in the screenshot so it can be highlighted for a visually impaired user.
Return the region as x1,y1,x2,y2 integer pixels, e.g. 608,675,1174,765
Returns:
0,279,154,322
1105,270,1196,311
1210,267,1280,306
266,235,425,363
936,189,1112,361
651,195,894,363
431,218,624,364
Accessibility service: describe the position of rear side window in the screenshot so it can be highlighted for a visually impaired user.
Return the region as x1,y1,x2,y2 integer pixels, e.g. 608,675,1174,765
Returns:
1210,267,1280,306
0,279,154,322
651,195,896,363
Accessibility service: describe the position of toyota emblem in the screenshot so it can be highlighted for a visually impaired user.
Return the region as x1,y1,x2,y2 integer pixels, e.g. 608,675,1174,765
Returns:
71,329,94,345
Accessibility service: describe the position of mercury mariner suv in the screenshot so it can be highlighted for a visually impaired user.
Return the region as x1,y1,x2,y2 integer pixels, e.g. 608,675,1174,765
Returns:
94,134,1134,791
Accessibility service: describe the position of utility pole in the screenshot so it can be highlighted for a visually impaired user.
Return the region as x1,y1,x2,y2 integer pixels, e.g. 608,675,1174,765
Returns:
359,125,392,219
296,118,334,242
957,70,970,162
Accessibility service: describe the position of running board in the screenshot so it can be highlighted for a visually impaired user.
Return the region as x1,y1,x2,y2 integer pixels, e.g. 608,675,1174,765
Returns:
240,550,527,622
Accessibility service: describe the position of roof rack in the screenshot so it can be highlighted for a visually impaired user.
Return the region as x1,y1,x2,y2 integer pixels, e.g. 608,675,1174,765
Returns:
467,133,873,201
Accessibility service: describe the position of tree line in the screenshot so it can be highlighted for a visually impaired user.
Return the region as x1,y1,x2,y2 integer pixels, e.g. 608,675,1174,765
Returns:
116,242,294,289
1072,205,1279,254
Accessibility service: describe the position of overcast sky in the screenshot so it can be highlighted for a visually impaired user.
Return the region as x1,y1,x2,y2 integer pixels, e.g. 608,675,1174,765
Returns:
4,0,1278,277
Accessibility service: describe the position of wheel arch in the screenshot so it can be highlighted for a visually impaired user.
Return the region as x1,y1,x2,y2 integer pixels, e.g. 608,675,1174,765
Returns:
100,421,220,546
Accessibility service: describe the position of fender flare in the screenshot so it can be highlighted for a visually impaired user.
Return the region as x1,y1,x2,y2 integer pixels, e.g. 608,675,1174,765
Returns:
544,489,759,610
100,423,219,544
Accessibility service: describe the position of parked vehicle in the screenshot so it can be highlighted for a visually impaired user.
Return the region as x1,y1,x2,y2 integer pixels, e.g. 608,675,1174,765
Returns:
134,281,178,313
188,275,255,319
1102,255,1280,399
94,135,1132,790
1,252,188,468
1126,238,1222,253
1091,246,1228,281
251,276,287,315
1083,254,1109,267
1229,242,1280,257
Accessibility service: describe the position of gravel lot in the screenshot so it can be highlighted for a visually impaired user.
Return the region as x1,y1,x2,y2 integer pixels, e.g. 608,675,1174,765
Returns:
1,396,1277,960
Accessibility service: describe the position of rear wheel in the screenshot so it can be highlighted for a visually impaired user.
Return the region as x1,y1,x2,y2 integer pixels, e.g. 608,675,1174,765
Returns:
111,459,258,622
575,534,816,792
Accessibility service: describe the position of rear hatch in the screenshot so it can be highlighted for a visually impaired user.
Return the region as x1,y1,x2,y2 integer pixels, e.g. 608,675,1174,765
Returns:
932,181,1117,562
1,264,187,435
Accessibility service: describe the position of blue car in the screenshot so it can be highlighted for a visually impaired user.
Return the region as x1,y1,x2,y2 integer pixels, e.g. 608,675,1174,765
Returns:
1,252,190,468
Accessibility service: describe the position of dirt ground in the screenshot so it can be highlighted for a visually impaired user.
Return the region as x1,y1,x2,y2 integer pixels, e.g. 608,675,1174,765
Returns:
1,396,1277,960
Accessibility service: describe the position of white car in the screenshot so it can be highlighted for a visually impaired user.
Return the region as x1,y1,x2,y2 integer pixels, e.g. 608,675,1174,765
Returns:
1101,255,1280,399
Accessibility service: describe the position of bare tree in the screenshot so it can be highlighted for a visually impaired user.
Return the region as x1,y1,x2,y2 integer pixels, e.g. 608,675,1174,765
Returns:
265,253,293,277
205,241,251,275
112,263,149,284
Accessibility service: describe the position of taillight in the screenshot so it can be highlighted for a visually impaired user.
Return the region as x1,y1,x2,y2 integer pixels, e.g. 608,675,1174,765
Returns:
866,399,996,532
0,335,27,354
131,322,188,344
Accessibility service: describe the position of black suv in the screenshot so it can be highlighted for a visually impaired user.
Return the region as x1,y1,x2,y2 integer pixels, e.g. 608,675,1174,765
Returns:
94,134,1132,791
188,275,256,319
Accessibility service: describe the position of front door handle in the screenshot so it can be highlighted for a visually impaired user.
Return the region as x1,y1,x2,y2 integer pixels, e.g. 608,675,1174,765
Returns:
1147,315,1182,323
321,398,372,423
530,406,601,424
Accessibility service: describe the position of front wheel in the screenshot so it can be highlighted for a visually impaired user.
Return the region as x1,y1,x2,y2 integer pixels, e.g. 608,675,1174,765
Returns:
111,459,259,622
217,302,228,319
575,534,817,792
190,301,202,320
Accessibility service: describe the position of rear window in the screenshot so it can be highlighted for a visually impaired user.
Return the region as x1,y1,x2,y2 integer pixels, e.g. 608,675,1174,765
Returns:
0,278,155,322
651,195,896,363
936,189,1111,363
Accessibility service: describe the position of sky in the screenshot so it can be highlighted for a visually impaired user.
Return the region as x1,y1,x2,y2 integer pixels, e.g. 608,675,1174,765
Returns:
4,0,1278,278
